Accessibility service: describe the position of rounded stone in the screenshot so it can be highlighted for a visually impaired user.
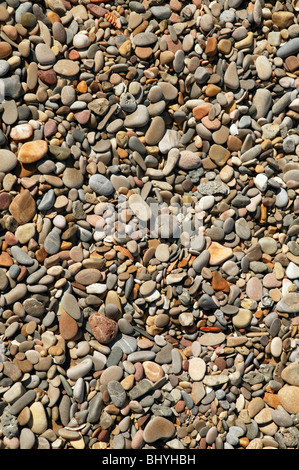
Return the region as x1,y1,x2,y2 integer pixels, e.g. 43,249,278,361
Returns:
89,313,118,345
278,385,299,414
178,150,201,170
281,363,299,386
35,43,56,66
63,168,84,189
188,357,206,381
0,149,17,172
89,174,114,196
59,310,78,341
29,402,47,435
67,358,93,380
232,309,252,329
143,417,175,443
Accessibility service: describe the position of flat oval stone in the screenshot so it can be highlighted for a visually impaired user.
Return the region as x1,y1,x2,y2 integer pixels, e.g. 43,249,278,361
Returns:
4,284,27,305
67,358,93,380
139,280,156,296
54,59,80,76
0,149,17,172
124,105,150,128
188,357,206,381
199,332,226,346
178,150,201,170
63,168,84,189
9,189,36,225
246,277,263,301
155,243,170,262
100,365,123,385
18,140,48,164
59,310,78,341
107,381,126,408
278,385,299,414
128,194,151,222
143,416,175,443
29,402,47,435
270,337,282,358
232,308,252,328
143,361,164,382
10,246,34,266
75,269,101,285
35,43,56,66
255,55,272,80
89,174,114,196
281,363,299,386
133,32,158,47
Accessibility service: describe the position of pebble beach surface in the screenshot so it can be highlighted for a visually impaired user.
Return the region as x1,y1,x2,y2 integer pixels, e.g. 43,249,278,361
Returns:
0,0,299,451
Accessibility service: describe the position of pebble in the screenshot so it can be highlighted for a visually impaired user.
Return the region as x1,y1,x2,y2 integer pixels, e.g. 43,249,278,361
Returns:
0,150,17,173
0,0,297,452
143,417,175,443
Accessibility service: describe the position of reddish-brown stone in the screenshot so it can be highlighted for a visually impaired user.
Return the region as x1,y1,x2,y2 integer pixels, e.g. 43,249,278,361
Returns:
37,69,57,85
135,47,153,59
74,110,91,125
161,34,182,54
192,103,211,120
9,190,36,225
211,271,230,293
89,313,118,344
214,357,227,371
59,310,78,341
205,37,217,56
69,49,80,61
87,4,107,17
227,135,242,151
97,430,110,442
175,400,186,413
0,192,11,210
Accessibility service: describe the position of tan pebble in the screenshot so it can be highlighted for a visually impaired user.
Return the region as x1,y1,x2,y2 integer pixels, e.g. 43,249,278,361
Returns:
143,361,164,382
29,402,48,434
121,374,135,390
246,438,263,449
254,407,273,425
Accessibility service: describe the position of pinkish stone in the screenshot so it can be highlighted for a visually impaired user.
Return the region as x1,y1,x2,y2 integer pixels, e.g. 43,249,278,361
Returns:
201,116,221,131
178,150,201,170
134,361,144,381
89,313,118,345
263,272,282,288
0,192,11,210
37,69,57,85
246,277,263,301
44,120,58,138
131,429,144,449
86,214,105,228
74,110,91,125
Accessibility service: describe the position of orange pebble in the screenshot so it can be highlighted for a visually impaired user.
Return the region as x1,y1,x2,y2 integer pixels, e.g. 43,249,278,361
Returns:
263,392,281,409
69,50,80,61
118,148,128,159
77,81,88,94
239,437,249,448
36,246,47,263
61,241,72,250
47,11,61,24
